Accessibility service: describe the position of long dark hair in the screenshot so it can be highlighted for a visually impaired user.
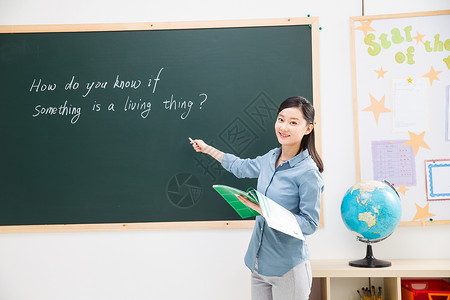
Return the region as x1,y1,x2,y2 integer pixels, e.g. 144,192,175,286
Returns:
278,96,324,173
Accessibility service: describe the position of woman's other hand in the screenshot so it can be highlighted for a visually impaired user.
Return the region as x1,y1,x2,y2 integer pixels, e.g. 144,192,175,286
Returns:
236,195,263,215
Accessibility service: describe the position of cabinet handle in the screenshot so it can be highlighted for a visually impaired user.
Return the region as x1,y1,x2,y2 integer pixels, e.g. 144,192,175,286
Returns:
428,293,450,300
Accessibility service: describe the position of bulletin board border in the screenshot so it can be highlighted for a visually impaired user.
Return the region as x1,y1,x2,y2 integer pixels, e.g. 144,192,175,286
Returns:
350,10,450,227
0,17,322,233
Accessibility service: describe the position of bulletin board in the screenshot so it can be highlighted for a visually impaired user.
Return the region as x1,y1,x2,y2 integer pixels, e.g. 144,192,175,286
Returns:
351,10,450,226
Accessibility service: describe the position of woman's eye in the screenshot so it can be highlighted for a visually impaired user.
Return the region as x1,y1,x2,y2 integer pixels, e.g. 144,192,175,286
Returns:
290,122,297,125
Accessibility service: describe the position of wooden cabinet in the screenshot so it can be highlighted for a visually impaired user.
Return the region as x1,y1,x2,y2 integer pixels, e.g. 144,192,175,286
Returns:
310,260,450,300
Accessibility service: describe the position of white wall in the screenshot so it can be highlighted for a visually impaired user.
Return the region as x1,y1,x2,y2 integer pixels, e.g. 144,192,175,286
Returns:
0,1,449,299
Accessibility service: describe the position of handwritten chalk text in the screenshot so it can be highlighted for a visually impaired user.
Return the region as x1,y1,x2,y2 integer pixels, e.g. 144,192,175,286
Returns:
33,100,81,124
29,79,57,92
124,96,152,119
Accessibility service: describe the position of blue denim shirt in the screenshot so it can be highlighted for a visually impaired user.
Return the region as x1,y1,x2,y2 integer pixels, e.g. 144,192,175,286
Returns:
221,147,323,276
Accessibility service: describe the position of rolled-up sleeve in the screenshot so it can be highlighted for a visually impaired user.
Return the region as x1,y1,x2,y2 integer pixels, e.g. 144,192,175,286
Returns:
295,169,324,235
221,153,263,179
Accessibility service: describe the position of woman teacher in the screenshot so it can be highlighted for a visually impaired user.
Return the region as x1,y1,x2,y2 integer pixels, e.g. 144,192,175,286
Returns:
191,96,324,300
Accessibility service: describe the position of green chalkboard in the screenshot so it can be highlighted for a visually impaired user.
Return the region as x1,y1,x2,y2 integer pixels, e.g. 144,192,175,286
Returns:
0,20,317,228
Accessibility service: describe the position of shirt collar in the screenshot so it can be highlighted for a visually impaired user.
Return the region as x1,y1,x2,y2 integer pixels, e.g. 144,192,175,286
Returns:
272,147,310,168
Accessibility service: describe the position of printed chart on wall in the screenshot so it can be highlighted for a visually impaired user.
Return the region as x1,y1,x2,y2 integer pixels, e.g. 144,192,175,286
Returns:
351,10,450,226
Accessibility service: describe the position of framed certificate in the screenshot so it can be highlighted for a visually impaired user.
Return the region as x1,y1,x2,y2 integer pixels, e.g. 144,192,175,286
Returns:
425,159,450,201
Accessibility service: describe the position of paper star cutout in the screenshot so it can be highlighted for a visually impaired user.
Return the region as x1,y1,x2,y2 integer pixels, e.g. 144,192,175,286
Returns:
423,66,442,86
402,131,431,156
412,203,435,225
407,77,413,83
413,32,425,44
396,184,408,195
374,67,388,79
362,94,390,124
355,20,375,36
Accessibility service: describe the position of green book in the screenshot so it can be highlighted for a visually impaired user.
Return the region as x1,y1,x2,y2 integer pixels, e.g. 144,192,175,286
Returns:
213,184,304,240
212,185,260,219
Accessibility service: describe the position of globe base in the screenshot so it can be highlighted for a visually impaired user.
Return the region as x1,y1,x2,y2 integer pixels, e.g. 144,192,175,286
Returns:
349,244,392,268
349,258,392,268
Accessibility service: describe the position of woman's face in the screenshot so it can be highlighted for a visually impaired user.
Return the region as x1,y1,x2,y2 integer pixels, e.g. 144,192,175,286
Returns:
275,107,313,148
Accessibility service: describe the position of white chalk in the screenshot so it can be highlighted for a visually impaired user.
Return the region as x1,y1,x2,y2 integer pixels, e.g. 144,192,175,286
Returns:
188,137,194,143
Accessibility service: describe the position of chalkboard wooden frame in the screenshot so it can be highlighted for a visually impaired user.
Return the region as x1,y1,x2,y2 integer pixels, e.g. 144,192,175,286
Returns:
0,17,322,233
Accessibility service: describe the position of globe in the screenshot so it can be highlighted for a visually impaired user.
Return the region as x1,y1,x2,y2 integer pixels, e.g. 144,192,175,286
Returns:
341,180,402,268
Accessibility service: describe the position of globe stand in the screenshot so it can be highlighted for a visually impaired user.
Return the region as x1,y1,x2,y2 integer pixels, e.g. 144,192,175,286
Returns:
349,236,392,268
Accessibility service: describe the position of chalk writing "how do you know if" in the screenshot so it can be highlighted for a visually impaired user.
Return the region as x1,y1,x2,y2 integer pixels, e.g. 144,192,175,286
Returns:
27,68,210,124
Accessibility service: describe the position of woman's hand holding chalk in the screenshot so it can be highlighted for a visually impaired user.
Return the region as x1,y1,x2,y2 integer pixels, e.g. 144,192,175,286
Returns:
190,137,205,153
189,137,200,151
189,137,198,147
189,138,224,163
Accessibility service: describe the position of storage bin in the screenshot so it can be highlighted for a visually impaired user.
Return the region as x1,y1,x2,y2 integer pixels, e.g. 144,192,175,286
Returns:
402,279,450,300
